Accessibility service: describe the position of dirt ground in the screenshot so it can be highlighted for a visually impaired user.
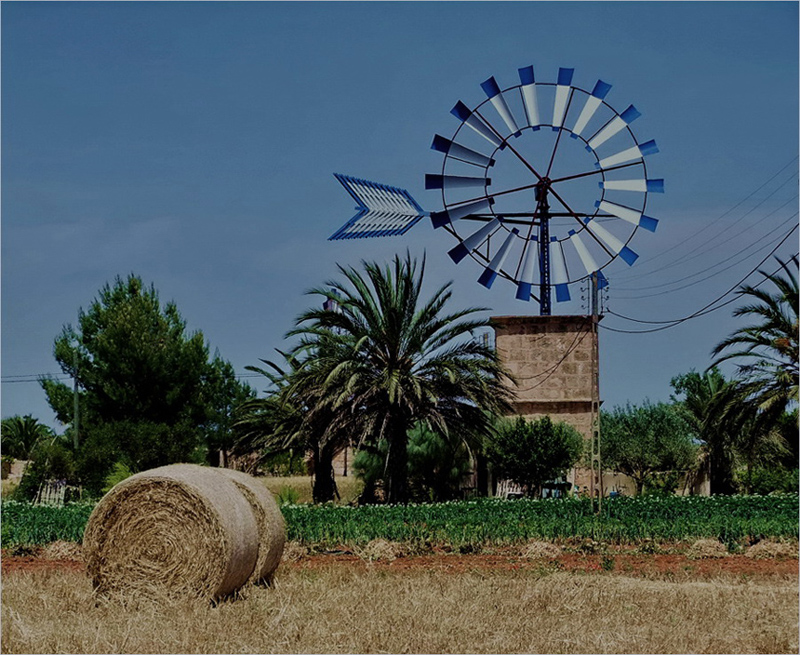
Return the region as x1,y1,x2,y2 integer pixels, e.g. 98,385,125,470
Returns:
3,544,797,580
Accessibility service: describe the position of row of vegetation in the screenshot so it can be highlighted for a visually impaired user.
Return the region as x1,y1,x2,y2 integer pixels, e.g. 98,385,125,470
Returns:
2,253,798,504
3,494,797,549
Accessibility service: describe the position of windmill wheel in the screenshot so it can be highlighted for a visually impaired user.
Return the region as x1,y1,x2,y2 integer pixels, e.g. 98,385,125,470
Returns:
427,66,663,314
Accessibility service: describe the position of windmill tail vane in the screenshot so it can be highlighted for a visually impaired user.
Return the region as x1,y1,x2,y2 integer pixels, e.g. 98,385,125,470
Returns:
328,174,427,241
327,64,664,316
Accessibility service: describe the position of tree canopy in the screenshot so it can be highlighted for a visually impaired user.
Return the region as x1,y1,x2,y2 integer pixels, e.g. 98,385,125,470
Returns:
712,255,798,413
488,415,584,497
40,274,252,492
601,400,697,495
280,252,514,503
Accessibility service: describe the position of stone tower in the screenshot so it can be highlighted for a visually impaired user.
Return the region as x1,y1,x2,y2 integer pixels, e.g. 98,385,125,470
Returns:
491,314,599,494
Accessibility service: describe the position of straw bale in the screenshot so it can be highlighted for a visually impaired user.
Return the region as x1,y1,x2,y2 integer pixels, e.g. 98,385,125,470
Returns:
83,464,259,600
520,541,562,560
42,540,83,562
358,539,408,562
686,538,728,559
745,539,799,560
215,468,286,584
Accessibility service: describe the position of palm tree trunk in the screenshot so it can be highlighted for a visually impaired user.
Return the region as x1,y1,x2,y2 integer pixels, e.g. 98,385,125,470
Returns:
312,443,338,503
385,426,409,504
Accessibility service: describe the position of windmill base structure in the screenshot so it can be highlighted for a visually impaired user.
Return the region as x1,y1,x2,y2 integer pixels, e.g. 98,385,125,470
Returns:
491,314,608,498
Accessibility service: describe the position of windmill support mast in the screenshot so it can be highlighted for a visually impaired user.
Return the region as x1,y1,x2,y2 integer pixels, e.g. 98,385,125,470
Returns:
536,181,552,316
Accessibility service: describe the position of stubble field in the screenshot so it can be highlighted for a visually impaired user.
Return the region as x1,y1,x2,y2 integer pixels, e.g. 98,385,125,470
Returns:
2,547,797,654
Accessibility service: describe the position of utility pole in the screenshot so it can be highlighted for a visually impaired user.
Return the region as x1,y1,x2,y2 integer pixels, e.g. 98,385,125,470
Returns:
72,348,80,450
590,272,603,512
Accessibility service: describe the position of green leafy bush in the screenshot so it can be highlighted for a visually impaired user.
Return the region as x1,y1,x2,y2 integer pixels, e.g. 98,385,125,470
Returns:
487,416,583,496
101,461,134,494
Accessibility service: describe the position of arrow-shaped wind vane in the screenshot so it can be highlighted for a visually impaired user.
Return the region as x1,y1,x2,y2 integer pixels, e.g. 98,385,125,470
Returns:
328,173,427,240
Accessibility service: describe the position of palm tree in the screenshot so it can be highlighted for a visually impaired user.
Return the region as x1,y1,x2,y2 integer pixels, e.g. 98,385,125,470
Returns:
1,415,53,460
234,347,352,502
671,369,738,494
712,255,798,412
289,252,514,504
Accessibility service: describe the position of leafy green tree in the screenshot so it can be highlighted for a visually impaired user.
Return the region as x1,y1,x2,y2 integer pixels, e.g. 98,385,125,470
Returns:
601,401,697,496
1,415,53,460
288,253,513,503
487,416,584,497
14,432,77,501
671,369,739,494
203,355,256,468
40,274,250,492
712,255,798,413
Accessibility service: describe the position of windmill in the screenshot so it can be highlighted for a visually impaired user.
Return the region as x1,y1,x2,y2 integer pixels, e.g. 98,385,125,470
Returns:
328,65,664,500
330,66,662,317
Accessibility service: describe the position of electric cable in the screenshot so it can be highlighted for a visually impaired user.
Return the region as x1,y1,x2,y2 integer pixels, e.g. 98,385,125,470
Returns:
611,210,798,298
615,156,799,278
599,225,799,334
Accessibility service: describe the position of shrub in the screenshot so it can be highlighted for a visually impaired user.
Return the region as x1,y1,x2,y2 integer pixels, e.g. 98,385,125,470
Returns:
487,416,583,497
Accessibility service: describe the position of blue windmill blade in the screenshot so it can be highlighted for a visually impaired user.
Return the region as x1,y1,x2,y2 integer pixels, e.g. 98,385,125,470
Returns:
329,174,428,240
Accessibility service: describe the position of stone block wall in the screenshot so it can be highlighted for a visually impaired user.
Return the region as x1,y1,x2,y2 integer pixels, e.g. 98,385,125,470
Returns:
492,314,599,494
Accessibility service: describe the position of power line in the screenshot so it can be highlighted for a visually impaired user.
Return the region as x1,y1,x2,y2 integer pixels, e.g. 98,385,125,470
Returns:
600,226,799,334
615,156,799,278
611,210,798,298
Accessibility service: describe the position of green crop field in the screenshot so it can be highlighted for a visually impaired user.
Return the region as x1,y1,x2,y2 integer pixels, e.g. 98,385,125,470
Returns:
2,494,798,549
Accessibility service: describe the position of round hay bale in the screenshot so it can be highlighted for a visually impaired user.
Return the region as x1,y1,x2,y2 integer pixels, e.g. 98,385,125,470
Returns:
83,464,259,600
215,468,285,584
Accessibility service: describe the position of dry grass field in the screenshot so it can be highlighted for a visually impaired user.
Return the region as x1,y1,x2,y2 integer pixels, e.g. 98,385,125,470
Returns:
2,558,797,654
260,475,363,505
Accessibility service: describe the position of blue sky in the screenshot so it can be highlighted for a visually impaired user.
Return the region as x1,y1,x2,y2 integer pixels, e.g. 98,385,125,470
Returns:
3,1,798,430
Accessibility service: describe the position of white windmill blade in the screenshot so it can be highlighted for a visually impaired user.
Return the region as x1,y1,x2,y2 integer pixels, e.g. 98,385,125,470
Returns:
567,230,609,289
571,80,612,138
430,198,494,229
432,134,495,168
600,178,665,193
583,218,638,265
448,218,502,264
478,228,519,288
451,101,503,147
517,66,541,129
515,237,539,301
595,139,658,169
329,174,427,240
567,229,599,276
425,174,490,191
596,200,658,232
587,105,641,150
550,240,571,302
480,76,521,137
552,67,574,129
